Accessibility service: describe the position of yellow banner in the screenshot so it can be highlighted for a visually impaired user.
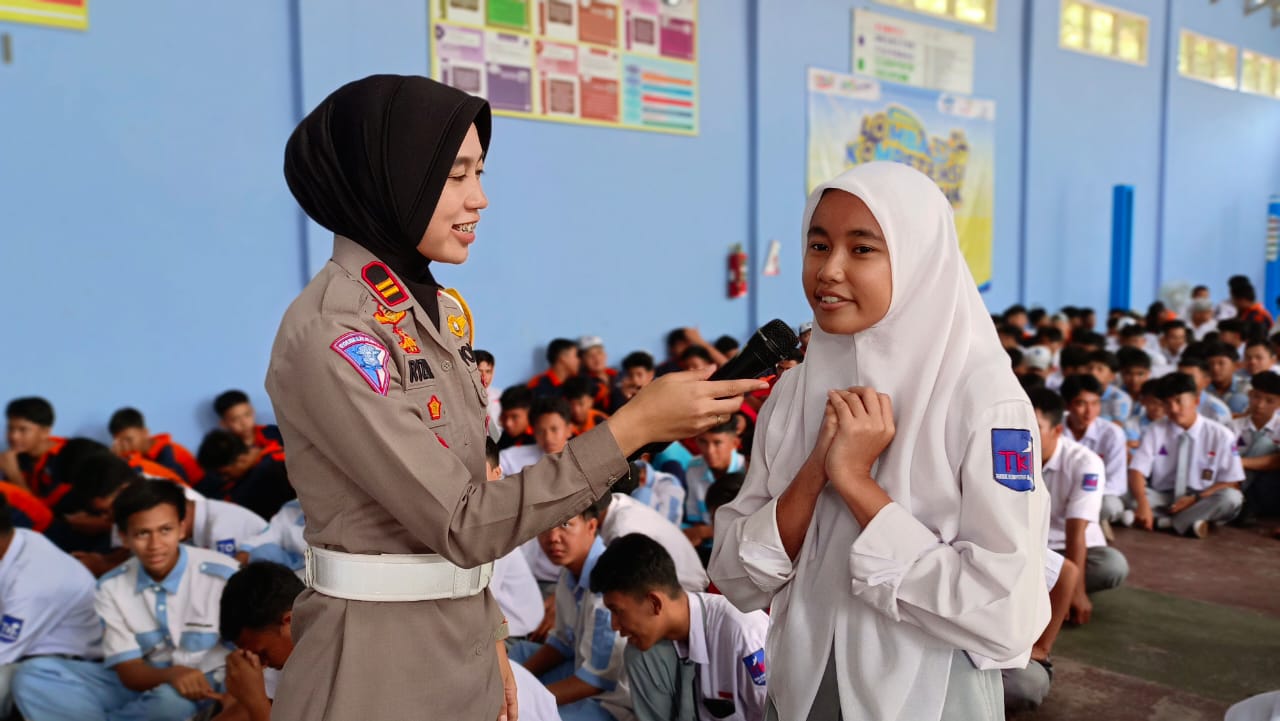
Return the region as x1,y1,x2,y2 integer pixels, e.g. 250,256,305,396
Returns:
0,0,88,30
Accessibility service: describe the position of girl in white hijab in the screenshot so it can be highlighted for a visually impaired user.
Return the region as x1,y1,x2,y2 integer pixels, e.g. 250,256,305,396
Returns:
709,162,1050,720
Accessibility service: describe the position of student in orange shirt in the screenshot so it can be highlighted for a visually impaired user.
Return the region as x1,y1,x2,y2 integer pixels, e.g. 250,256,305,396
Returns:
214,390,284,452
2,397,66,504
527,338,581,399
195,430,292,519
108,407,204,485
577,335,618,411
561,377,609,436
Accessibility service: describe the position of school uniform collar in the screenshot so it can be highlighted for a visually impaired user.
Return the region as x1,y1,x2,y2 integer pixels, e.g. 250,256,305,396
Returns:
569,537,607,594
1169,414,1205,439
674,592,709,666
1042,438,1066,474
0,527,27,568
136,545,188,595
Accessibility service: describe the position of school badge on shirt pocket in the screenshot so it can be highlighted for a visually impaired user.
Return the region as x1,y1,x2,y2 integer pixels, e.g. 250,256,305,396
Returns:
991,429,1035,492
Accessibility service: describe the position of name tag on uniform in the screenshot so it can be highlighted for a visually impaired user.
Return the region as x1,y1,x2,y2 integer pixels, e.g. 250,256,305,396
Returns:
408,358,435,385
1202,469,1213,481
991,429,1035,492
215,539,237,556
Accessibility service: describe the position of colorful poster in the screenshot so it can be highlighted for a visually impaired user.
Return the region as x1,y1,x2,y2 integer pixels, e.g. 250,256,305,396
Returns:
436,24,488,97
580,47,621,122
623,0,660,55
0,0,87,30
807,68,995,289
536,40,579,118
485,31,534,112
623,54,696,133
438,0,485,27
658,0,695,60
536,0,576,42
852,8,975,96
579,0,619,47
486,0,530,31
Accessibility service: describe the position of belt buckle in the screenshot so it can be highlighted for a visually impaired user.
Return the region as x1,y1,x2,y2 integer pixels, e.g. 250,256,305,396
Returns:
304,547,316,589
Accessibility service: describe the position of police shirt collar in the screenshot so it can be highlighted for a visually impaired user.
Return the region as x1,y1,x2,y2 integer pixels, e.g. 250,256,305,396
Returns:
136,545,188,595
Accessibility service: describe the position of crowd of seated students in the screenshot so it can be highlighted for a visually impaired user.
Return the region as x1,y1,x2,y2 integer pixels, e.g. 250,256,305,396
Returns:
4,276,1279,719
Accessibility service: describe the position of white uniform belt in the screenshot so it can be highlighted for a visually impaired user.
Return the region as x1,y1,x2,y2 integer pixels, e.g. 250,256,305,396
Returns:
304,546,493,602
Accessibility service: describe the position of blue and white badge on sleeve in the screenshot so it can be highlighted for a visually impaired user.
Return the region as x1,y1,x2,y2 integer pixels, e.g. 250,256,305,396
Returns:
743,649,767,686
0,615,23,643
1082,474,1099,491
991,429,1035,492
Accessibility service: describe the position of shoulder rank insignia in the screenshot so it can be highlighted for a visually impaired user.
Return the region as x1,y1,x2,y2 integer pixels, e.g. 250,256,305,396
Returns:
361,262,408,306
440,288,474,344
373,304,420,354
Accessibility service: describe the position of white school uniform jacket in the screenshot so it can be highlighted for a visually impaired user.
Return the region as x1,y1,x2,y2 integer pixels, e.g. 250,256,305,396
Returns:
96,545,239,672
1042,437,1108,550
1044,548,1065,590
511,661,561,721
1130,416,1246,493
0,529,102,663
241,499,307,572
490,547,544,638
684,452,746,526
631,461,685,526
602,493,709,593
1065,417,1129,497
672,593,769,721
710,164,1049,721
499,444,545,478
188,492,270,558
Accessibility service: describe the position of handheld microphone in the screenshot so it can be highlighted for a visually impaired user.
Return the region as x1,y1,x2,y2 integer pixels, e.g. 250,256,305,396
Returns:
628,319,799,462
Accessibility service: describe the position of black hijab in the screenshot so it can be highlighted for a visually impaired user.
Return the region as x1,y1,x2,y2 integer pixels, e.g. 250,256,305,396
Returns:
284,75,491,324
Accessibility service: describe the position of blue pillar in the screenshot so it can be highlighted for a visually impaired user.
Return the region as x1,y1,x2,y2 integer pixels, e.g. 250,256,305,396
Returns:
1266,195,1280,318
1110,185,1135,311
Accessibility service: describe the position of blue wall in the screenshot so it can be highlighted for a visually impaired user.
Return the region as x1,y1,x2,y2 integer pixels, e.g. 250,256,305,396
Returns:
2,0,1279,449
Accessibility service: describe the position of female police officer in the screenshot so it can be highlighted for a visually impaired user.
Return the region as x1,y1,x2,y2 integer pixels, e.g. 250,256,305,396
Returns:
265,75,762,721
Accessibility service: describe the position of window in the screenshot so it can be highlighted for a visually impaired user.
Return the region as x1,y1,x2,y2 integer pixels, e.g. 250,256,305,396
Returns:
1059,0,1148,66
874,0,996,30
1242,50,1280,98
1178,30,1239,90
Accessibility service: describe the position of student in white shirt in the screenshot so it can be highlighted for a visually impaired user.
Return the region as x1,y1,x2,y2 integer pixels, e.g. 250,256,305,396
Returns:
1117,348,1153,416
239,499,307,573
1205,342,1250,415
709,163,1049,721
1229,371,1280,518
1086,350,1132,424
474,349,503,431
626,460,685,526
1240,340,1280,380
0,496,102,717
217,560,305,721
1125,379,1168,453
484,439,552,639
1061,375,1131,526
1129,373,1246,537
595,484,709,594
682,421,747,547
499,397,572,477
1160,321,1190,367
1002,550,1080,713
13,479,239,721
1188,298,1219,340
1176,352,1235,426
182,487,269,559
591,534,768,721
1030,389,1128,625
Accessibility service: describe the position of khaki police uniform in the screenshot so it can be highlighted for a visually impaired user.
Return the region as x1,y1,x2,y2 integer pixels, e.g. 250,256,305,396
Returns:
265,235,629,721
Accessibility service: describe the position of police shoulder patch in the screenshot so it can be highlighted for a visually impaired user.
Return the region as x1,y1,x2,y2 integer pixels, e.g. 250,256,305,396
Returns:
743,649,767,686
991,428,1035,492
360,262,408,306
330,331,391,396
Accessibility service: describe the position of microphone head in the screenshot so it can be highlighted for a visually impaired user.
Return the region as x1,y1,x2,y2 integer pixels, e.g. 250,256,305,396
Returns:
756,319,799,357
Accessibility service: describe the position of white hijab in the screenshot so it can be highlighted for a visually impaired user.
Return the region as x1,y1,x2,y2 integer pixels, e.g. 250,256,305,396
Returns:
760,162,1028,719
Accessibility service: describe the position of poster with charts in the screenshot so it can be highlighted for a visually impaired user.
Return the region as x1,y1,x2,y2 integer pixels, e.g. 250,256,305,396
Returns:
0,0,87,30
807,68,994,290
430,0,697,134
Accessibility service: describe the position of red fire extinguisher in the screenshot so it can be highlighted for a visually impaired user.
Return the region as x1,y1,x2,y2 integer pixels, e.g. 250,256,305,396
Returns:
728,243,748,299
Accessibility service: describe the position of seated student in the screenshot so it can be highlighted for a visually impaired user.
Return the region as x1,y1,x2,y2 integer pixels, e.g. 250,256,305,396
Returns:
1242,339,1280,380
1217,318,1249,353
1125,378,1167,452
796,321,813,355
1085,350,1132,424
656,329,692,377
714,335,741,361
181,487,269,559
1188,298,1218,340
215,561,306,721
1030,389,1128,625
1230,371,1280,519
1129,373,1246,537
13,480,238,721
701,473,746,596
1,480,52,532
108,407,204,485
483,439,548,641
1021,345,1053,381
214,390,282,451
579,336,619,411
1048,345,1090,392
1176,349,1235,425
0,495,101,718
474,349,503,430
603,472,709,593
497,384,536,451
625,460,686,526
1,397,66,503
563,376,610,436
997,324,1023,351
1117,347,1154,413
1118,322,1170,371
1060,375,1130,527
511,498,634,721
679,345,714,372
590,534,768,721
1232,281,1274,330
1204,341,1250,415
500,397,573,477
528,338,581,399
195,430,293,520
619,351,657,402
775,349,803,376
1002,550,1081,713
237,499,306,574
1160,320,1191,366
682,421,747,548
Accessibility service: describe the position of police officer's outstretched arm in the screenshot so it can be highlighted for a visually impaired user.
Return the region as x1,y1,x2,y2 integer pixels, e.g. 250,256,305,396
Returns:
270,329,763,568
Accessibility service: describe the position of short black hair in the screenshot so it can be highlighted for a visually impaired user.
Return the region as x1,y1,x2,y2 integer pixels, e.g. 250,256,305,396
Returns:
1006,347,1023,368
545,338,577,367
705,472,745,515
214,390,251,418
1117,347,1152,371
1246,338,1276,355
1203,341,1239,362
1060,374,1104,403
1229,275,1251,292
1058,345,1091,371
112,479,186,533
484,437,499,469
703,419,738,436
1155,372,1198,400
1177,351,1209,373
588,533,682,599
1232,283,1257,302
713,335,740,354
108,407,146,436
1028,388,1066,427
1074,331,1106,349
499,385,534,412
1034,327,1063,345
48,437,111,487
1139,378,1162,398
1193,284,1210,295
473,349,495,366
529,397,572,425
0,495,13,537
560,376,596,402
582,494,610,523
1003,304,1028,319
666,329,689,352
1086,350,1120,372
621,352,655,372
220,562,305,643
680,346,713,364
197,429,250,471
5,397,54,427
63,451,139,511
1017,373,1046,393
1252,371,1280,396
1119,324,1148,340
1161,320,1188,335
1218,318,1246,336
1028,308,1047,325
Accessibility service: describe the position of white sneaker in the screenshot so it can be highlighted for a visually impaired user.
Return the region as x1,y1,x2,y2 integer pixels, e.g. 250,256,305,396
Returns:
1190,520,1210,539
1120,509,1135,527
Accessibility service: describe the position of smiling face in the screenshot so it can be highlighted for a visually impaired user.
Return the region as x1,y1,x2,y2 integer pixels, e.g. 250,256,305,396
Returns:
417,124,488,264
803,190,892,335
